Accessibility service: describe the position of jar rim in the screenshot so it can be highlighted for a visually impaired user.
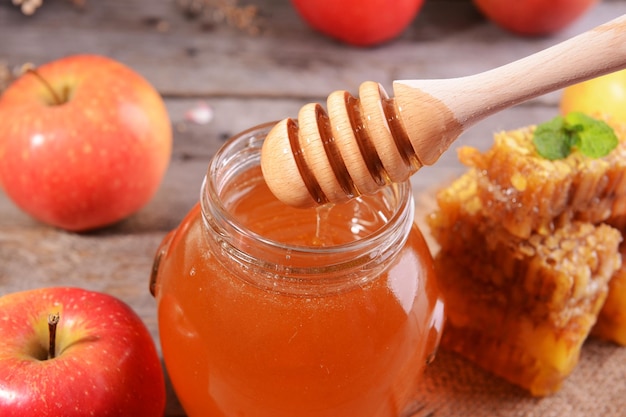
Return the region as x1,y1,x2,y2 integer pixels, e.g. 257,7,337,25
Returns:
201,121,415,256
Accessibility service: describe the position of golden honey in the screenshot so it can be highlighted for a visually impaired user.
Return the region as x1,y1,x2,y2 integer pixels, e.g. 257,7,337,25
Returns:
151,123,444,417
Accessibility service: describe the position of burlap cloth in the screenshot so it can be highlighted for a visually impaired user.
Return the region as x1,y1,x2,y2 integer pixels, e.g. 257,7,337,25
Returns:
407,189,626,417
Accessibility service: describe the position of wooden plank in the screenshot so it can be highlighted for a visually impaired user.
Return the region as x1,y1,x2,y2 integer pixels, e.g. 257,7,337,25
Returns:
2,0,626,415
1,1,624,101
2,98,625,416
0,95,559,228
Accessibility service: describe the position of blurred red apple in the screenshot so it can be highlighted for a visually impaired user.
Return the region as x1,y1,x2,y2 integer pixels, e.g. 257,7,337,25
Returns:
473,0,598,36
0,54,172,231
0,287,166,417
291,0,425,47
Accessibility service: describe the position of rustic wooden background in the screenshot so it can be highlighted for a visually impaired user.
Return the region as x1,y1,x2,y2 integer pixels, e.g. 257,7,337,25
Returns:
1,0,626,415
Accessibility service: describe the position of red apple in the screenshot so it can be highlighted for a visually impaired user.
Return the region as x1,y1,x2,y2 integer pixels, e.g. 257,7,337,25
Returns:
473,0,599,36
290,0,425,47
0,54,173,232
0,287,166,417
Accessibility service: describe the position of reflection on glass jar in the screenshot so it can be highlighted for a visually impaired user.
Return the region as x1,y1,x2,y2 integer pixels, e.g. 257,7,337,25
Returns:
150,122,445,417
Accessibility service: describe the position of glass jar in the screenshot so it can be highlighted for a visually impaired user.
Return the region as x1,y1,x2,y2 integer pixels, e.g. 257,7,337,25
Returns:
150,122,445,417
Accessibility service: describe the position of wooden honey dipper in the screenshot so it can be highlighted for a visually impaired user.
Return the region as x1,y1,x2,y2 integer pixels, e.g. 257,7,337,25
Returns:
261,14,626,208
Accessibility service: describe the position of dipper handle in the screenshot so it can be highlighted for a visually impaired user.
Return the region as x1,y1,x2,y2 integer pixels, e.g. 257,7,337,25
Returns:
261,14,626,208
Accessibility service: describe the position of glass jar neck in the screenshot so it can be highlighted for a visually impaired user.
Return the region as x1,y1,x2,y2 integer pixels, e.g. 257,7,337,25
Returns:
200,122,416,295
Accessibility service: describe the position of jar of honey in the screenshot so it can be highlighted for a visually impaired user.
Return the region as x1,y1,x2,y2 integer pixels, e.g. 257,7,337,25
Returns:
150,122,445,417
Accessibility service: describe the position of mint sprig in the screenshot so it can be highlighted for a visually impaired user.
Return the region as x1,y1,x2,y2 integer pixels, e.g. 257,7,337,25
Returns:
532,112,618,160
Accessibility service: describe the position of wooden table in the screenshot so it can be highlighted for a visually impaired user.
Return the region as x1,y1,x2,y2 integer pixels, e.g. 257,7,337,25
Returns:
2,1,626,415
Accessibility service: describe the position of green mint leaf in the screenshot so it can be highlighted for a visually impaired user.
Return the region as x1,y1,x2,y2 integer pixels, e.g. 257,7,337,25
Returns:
565,112,618,159
532,116,574,160
532,112,618,160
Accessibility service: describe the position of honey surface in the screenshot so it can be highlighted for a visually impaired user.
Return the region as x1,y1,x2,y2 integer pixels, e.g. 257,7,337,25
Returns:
156,168,443,417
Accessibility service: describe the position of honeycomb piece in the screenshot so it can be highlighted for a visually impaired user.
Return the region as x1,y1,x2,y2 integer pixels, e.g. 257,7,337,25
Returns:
428,171,622,396
592,243,626,346
435,222,620,396
457,120,626,239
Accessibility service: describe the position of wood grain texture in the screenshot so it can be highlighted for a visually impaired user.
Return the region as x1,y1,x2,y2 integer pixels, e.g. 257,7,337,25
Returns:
1,1,626,415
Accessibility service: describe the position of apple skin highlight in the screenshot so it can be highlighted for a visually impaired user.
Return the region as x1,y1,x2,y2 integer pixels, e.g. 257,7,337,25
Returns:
0,287,166,417
290,0,425,46
0,54,172,232
473,0,598,36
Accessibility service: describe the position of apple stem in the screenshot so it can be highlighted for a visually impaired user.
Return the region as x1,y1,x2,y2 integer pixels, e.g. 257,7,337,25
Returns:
48,313,60,360
26,68,64,105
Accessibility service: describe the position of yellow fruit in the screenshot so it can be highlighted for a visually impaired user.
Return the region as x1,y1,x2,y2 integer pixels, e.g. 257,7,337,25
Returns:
560,69,626,123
